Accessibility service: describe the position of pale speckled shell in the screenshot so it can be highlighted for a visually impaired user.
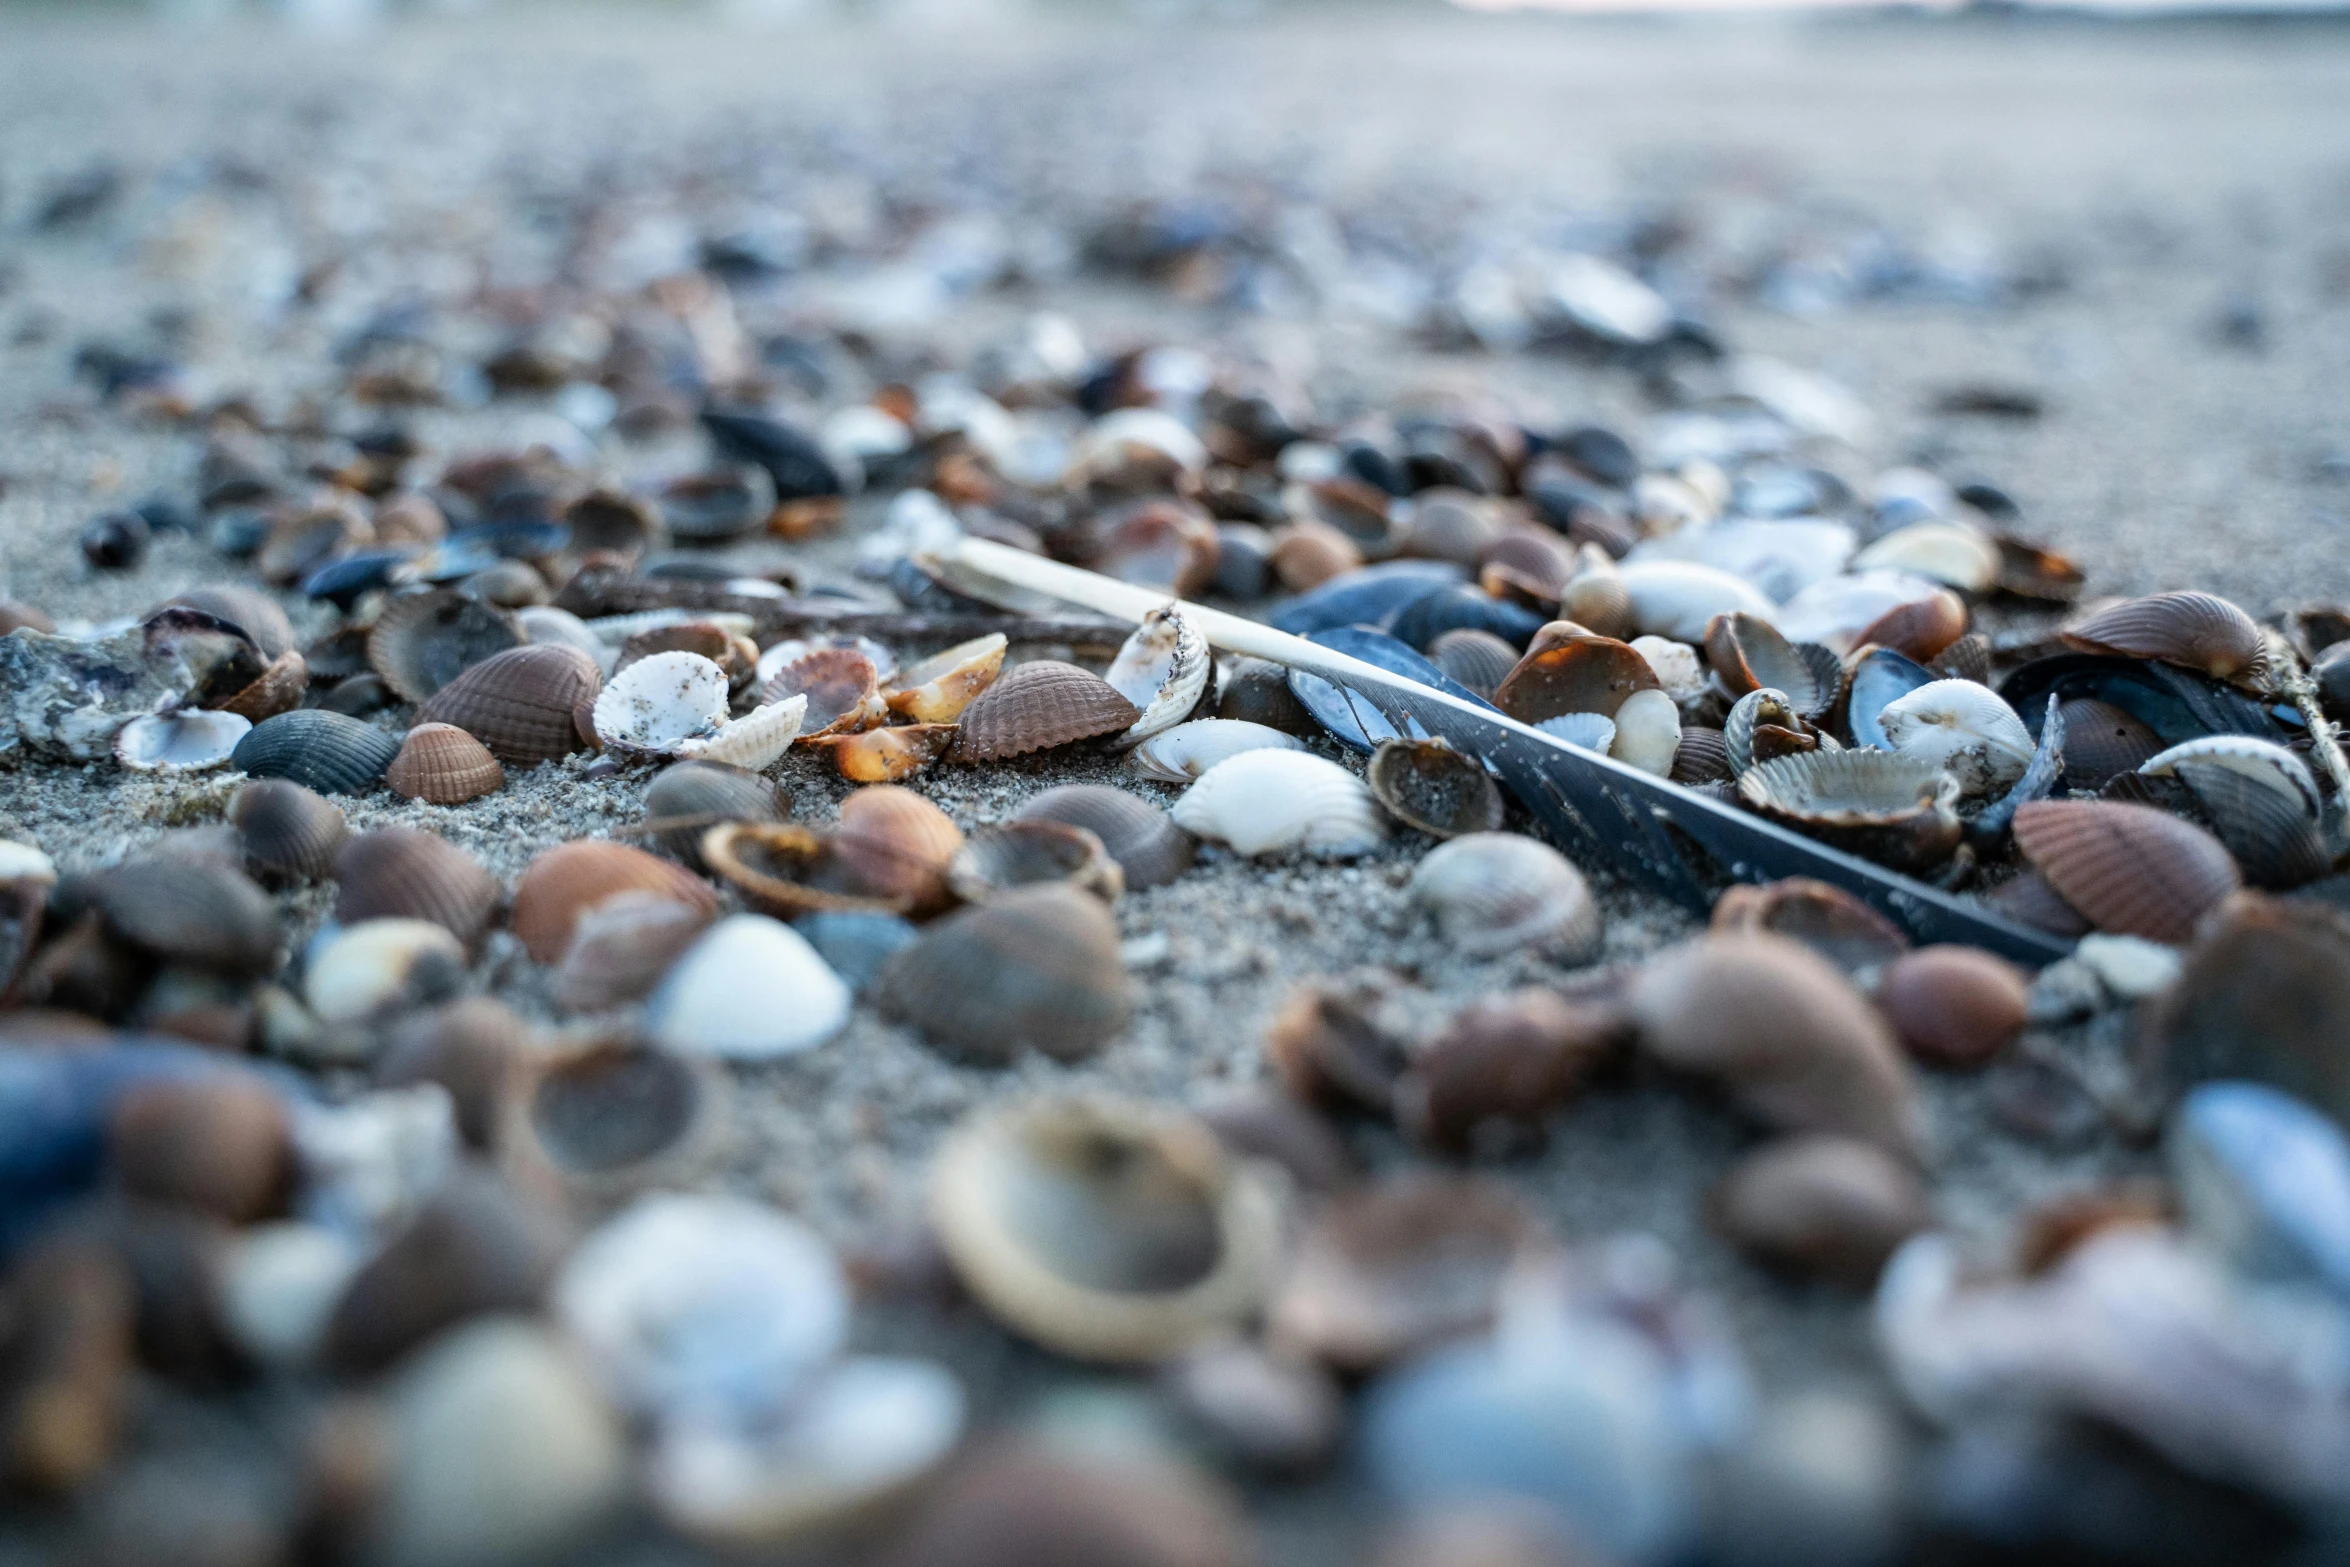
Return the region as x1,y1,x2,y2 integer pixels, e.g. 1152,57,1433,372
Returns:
1610,688,1682,777
114,709,251,772
1132,719,1306,785
1852,519,2002,592
1170,750,1388,858
1105,606,1211,745
1407,832,1601,961
592,651,730,756
1877,679,2036,796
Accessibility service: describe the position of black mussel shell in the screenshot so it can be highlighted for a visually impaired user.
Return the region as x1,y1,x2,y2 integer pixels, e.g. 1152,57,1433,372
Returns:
1289,627,1502,753
1999,654,2287,749
1267,561,1465,637
1388,585,1546,654
230,710,401,795
701,409,844,500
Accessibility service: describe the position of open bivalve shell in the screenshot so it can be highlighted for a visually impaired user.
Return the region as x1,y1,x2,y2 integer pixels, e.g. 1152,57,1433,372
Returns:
1014,785,1195,890
385,723,504,805
304,917,468,1024
2011,800,2240,944
594,650,807,769
1105,605,1212,746
1133,719,1307,785
1704,611,1841,719
884,634,1006,724
949,660,1139,763
1171,750,1388,858
1876,679,2036,796
511,840,720,964
1367,740,1505,840
927,1096,1285,1364
368,589,523,704
762,647,885,738
232,779,347,883
414,643,602,767
2060,590,2273,694
513,1039,728,1195
216,650,308,723
642,761,788,871
1722,688,1821,779
947,821,1124,904
648,915,851,1059
114,710,251,772
1737,750,1963,873
703,822,917,917
878,885,1130,1065
1407,832,1601,961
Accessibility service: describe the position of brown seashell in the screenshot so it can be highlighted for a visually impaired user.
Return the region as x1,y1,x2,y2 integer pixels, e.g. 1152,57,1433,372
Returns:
1264,973,1419,1115
413,644,602,767
2011,800,2239,944
836,786,966,915
1853,589,1967,663
457,559,550,608
1703,612,1840,719
85,857,281,978
553,892,715,1014
1093,501,1222,597
1217,657,1319,735
1195,1089,1358,1199
1929,631,1994,686
640,759,787,870
948,660,1139,763
880,1441,1254,1567
2060,590,2272,693
563,489,662,555
231,779,348,882
1987,870,2095,939
1876,945,2029,1069
884,634,1006,724
2144,892,2350,1126
217,649,309,723
1669,725,1733,785
877,885,1130,1065
509,1037,725,1194
804,723,958,782
1707,1134,1931,1287
385,723,505,805
367,589,524,705
1267,1174,1548,1372
701,822,911,917
1367,739,1505,839
1628,934,1922,1155
1494,633,1660,726
1994,536,2086,604
948,821,1124,905
373,997,529,1152
762,646,883,736
1267,520,1362,592
334,828,503,950
1711,878,1911,974
510,840,718,964
2056,698,2164,791
1427,628,1519,699
109,1077,292,1224
1393,991,1626,1154
1014,784,1195,890
1476,527,1574,607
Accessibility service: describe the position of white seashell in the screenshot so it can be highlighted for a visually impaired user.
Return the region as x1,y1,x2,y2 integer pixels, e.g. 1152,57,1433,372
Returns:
1877,680,2035,796
678,695,806,772
1634,473,1715,535
2140,735,2319,816
593,651,730,755
1629,518,1855,605
1170,750,1387,859
648,914,850,1059
290,1084,459,1237
1630,636,1708,703
1728,356,1873,447
1068,407,1207,481
555,1193,849,1427
1775,572,1942,655
1408,832,1602,961
1537,712,1616,754
516,607,613,673
1854,520,2001,593
1611,689,1683,778
219,1221,365,1370
1544,253,1672,345
304,918,466,1025
1105,605,1211,746
1133,718,1307,785
1617,561,1778,642
1870,467,1956,520
584,610,757,645
113,709,252,772
755,635,897,691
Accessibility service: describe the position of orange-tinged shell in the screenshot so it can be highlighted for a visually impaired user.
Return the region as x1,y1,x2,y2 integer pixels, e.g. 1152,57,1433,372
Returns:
804,723,958,782
948,661,1139,763
413,644,602,766
1711,877,1909,974
835,785,965,916
2011,799,2240,945
1493,634,1659,724
1853,589,1967,663
333,827,502,949
2060,590,2272,693
885,635,1007,724
217,650,309,723
386,723,505,806
1267,521,1361,593
509,840,718,964
763,647,884,737
1703,612,1840,718
701,822,911,916
1876,945,2028,1069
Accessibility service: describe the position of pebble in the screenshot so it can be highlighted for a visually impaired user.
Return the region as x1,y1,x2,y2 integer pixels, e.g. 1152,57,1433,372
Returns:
2073,932,2184,1000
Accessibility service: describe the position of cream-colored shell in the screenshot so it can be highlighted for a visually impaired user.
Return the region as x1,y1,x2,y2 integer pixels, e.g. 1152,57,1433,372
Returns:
1133,718,1307,785
1878,679,2035,796
1854,519,2001,592
1775,571,1939,655
305,918,465,1024
1407,832,1602,961
647,914,849,1059
593,651,731,755
1170,750,1387,858
1617,560,1777,642
1536,712,1616,754
679,695,806,772
1611,688,1683,777
1630,636,1708,703
1105,605,1210,746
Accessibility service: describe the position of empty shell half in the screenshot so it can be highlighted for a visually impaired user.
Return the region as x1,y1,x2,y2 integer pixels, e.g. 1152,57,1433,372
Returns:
1171,750,1388,858
1407,833,1602,961
1366,740,1505,840
1736,750,1964,873
947,821,1124,904
1132,719,1307,785
885,634,1007,724
115,709,251,772
1104,606,1212,746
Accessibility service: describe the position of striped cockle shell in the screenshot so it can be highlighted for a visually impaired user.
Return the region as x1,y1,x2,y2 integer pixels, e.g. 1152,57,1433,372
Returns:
1876,679,2036,796
949,660,1138,763
761,648,884,738
1407,832,1601,961
1133,719,1307,784
385,723,504,806
2060,591,2272,694
333,827,503,950
1013,784,1196,891
2139,735,2318,818
2011,800,2240,945
414,643,602,767
1105,605,1212,746
677,696,805,772
368,589,523,704
1170,750,1388,859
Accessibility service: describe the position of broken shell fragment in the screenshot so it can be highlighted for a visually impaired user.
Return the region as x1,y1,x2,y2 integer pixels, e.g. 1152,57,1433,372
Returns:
702,822,915,917
511,840,718,964
949,660,1139,763
368,589,523,704
216,649,308,723
231,709,402,795
113,709,251,772
1013,785,1195,890
1171,750,1388,858
1875,946,2029,1069
2060,590,2272,693
878,886,1130,1065
385,723,504,805
803,723,957,782
2011,800,2239,944
884,634,1007,724
1133,718,1307,784
1367,740,1505,840
1877,679,2036,796
1737,751,1963,874
1105,606,1212,745
1709,1134,1931,1286
334,827,503,950
1494,633,1659,725
415,643,602,767
1407,833,1601,961
647,914,851,1060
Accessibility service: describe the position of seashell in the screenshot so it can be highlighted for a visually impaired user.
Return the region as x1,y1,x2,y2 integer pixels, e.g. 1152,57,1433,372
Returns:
1216,657,1320,734
216,649,309,723
1263,972,1419,1114
415,643,602,767
877,886,1130,1065
1712,878,1910,974
761,647,883,738
681,698,804,772
1774,572,1937,656
1853,519,2001,592
1367,740,1505,840
553,892,715,1013
1171,750,1388,858
1987,870,2094,940
1133,718,1307,784
1616,560,1776,643
617,621,760,694
1610,688,1682,778
1534,709,1613,753
1704,612,1840,719
373,997,528,1152
1268,560,1465,637
1268,520,1365,593
1478,528,1575,607
563,488,662,555
589,650,730,756
2145,894,2350,1125
2057,698,2164,790
702,822,915,917
1853,587,1968,664
1014,785,1196,890
315,670,394,717
1722,688,1818,779
110,1075,293,1224
1629,934,1921,1154
948,821,1124,904
368,590,523,704
1394,991,1626,1154
1845,646,1935,751
1427,628,1519,699
82,854,282,978
803,723,957,782
949,660,1139,763
1106,606,1213,745
511,840,718,964
1196,1089,1358,1200
1669,725,1732,785
758,634,897,692
1738,750,1963,873
230,780,347,885
2320,644,2350,722
1558,547,1637,641
113,709,250,772
1399,490,1506,568
304,918,468,1024
1495,633,1659,725
880,1442,1253,1567
1212,522,1274,599
163,585,296,661
647,914,851,1060
1708,1134,1931,1286
1268,1175,1547,1371
1163,1337,1344,1476
2169,1081,2350,1297
1876,945,2029,1069
641,759,787,870
1877,679,2036,796
884,633,1006,723
2140,735,2318,815
927,1096,1282,1363
2170,759,2331,891
231,709,403,794
1632,515,1856,602
1631,633,1709,705
2011,800,2239,944
823,786,961,914
659,464,775,541
385,723,504,805
1408,833,1601,961
1390,585,1547,654
335,827,503,949
2060,591,2271,693
1092,502,1221,597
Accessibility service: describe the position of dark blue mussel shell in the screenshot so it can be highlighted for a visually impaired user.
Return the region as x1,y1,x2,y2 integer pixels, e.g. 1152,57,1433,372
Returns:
1998,654,2291,747
1389,585,1547,654
302,548,418,610
1288,625,1503,753
232,709,403,794
702,409,845,500
1847,647,1936,751
1269,561,1465,638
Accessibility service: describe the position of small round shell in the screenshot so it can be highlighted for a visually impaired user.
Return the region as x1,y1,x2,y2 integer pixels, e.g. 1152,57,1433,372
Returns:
1104,606,1212,746
949,661,1139,763
510,840,719,964
1366,740,1505,840
641,760,787,870
231,709,402,795
1170,750,1388,859
1877,679,2036,797
385,723,504,806
1408,832,1601,961
1132,719,1307,785
878,886,1131,1065
1608,688,1682,778
835,786,968,916
368,590,523,705
885,634,1007,724
232,780,348,883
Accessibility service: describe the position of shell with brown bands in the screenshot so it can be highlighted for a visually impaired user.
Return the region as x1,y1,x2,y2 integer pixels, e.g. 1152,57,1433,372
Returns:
949,660,1140,764
413,643,602,766
333,827,503,949
386,723,505,806
2059,590,2272,693
231,779,348,883
2056,698,2164,792
1012,784,1196,891
763,647,883,737
877,885,1131,1065
2011,799,2241,944
217,650,310,723
367,589,523,704
1669,725,1733,785
230,709,403,795
641,760,788,871
510,840,720,964
1704,612,1840,720
1493,633,1659,725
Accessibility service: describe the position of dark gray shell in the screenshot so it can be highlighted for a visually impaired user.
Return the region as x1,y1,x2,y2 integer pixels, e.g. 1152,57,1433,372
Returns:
334,827,503,948
230,710,402,795
877,885,1130,1065
1846,647,1934,751
161,585,297,661
230,779,349,882
1389,586,1545,654
1014,784,1196,890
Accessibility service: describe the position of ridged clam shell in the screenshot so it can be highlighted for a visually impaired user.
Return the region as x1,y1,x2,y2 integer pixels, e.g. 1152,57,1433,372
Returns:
1704,611,1840,719
761,648,883,737
885,634,1006,724
415,644,602,767
703,822,913,917
1711,877,1910,974
2058,698,2164,791
1877,679,2036,796
1013,785,1195,891
949,661,1140,763
334,827,503,949
648,914,851,1060
592,651,730,756
836,786,965,915
2061,591,2272,693
758,634,897,692
1426,629,1519,699
803,723,956,782
231,709,402,794
1400,490,1505,568
1707,1134,1931,1285
928,1097,1281,1364
1669,725,1732,785
368,590,523,704
877,886,1130,1065
1366,740,1505,839
1558,548,1637,641
385,723,504,805
2011,800,2240,944
1737,750,1963,873
642,760,787,870
1132,719,1306,784
1268,521,1363,592
511,840,719,964
1617,560,1776,642
677,696,806,772
1853,519,2001,592
1722,688,1815,779
114,709,251,772
231,779,348,882
553,891,717,1014
1930,631,1994,686
2173,763,2331,890
1477,528,1576,606
1494,633,1659,724
1609,688,1682,778
2139,736,2318,817
1171,750,1388,858
1407,833,1601,960
948,822,1124,904
218,650,309,723
1105,606,1212,746
87,854,281,976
